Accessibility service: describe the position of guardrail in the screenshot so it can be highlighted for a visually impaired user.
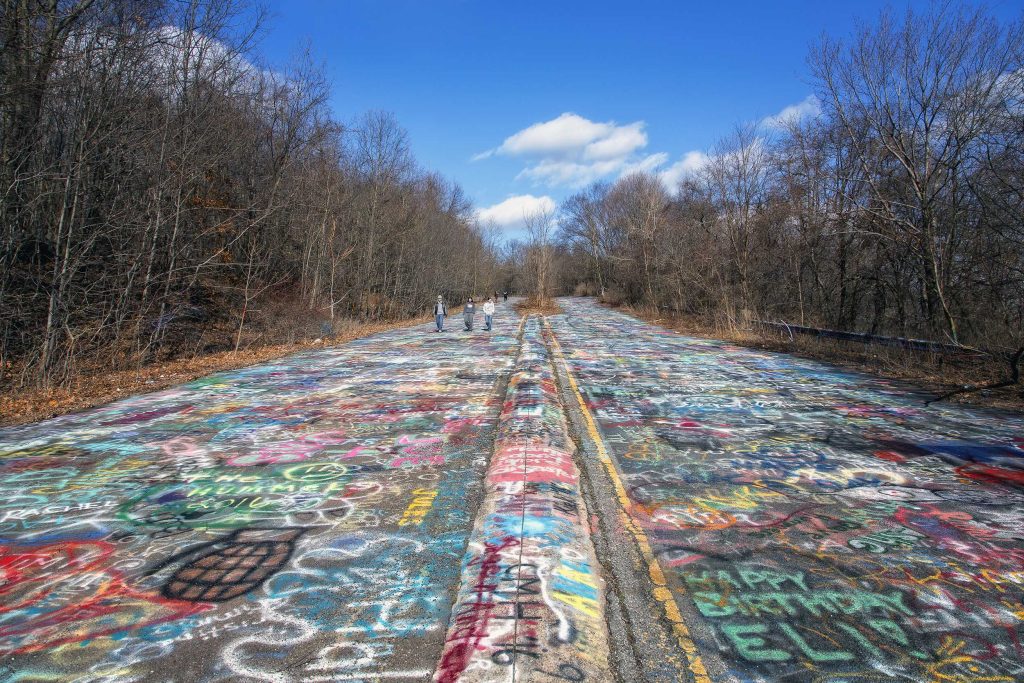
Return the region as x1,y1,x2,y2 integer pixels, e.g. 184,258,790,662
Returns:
753,320,980,356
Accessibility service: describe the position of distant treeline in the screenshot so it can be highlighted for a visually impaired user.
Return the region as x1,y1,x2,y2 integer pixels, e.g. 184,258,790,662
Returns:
1,0,501,387
552,4,1023,358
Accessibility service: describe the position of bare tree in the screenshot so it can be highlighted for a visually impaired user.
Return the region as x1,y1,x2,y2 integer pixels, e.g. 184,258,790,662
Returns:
524,208,555,302
561,183,613,296
606,172,670,306
811,2,1024,343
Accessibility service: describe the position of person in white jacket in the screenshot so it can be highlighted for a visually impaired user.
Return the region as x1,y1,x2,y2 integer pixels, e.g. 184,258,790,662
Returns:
483,297,495,331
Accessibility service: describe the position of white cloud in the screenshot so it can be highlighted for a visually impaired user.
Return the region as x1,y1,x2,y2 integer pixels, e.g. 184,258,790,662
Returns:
475,101,804,194
658,151,711,189
761,95,822,130
582,122,647,161
496,113,617,157
656,141,768,191
621,152,669,177
474,113,652,187
517,159,624,188
476,194,556,230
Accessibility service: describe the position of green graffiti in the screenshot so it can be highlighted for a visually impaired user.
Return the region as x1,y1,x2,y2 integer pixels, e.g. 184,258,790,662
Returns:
692,588,913,619
737,568,808,591
837,623,883,659
778,624,854,663
868,619,928,659
721,624,791,662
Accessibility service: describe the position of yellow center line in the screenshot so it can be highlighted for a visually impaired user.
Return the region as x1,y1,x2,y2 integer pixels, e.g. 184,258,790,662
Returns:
546,321,713,683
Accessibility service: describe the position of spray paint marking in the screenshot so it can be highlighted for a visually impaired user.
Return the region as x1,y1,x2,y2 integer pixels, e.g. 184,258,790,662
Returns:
0,305,526,681
548,298,1024,683
436,315,611,681
546,322,713,683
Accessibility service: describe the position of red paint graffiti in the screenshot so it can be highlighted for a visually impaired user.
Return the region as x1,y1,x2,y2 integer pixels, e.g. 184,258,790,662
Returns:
0,541,208,654
435,536,519,683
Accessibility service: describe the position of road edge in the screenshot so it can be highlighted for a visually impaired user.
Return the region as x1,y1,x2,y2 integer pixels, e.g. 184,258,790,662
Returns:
544,317,713,683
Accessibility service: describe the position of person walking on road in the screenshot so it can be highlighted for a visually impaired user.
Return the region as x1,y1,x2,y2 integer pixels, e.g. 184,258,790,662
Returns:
433,295,447,332
463,297,476,331
502,291,508,303
483,297,495,331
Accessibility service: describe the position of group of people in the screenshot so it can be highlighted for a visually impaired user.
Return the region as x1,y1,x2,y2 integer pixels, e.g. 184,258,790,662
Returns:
432,291,508,332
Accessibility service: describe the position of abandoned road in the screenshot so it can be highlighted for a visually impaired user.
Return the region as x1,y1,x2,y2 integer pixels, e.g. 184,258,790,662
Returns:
2,299,1024,682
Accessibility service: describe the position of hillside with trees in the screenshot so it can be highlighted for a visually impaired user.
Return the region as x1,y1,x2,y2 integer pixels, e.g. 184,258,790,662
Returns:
1,0,501,392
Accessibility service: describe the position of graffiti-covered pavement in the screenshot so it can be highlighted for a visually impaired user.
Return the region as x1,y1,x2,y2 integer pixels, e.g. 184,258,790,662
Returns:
548,298,1024,683
4,297,1024,683
0,304,543,682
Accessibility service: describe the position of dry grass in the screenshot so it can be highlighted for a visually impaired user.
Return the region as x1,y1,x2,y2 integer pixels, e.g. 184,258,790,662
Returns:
515,297,563,316
0,315,428,428
612,302,1024,412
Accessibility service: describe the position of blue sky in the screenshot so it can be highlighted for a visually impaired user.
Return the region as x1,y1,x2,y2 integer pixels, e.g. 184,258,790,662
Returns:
255,0,1022,233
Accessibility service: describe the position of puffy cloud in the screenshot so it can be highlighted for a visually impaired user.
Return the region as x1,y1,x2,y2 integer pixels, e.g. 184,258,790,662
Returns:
621,152,670,177
476,194,556,230
475,104,796,193
761,95,822,129
497,113,616,157
658,142,771,191
515,147,709,192
517,159,624,188
474,113,651,188
658,150,711,189
582,122,648,161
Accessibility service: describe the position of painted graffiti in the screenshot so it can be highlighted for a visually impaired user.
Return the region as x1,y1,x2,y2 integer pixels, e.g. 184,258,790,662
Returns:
436,317,610,682
548,298,1024,683
150,527,307,602
0,308,523,681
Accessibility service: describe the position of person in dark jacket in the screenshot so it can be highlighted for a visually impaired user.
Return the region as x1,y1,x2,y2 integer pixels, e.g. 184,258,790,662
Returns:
433,295,447,332
463,297,476,331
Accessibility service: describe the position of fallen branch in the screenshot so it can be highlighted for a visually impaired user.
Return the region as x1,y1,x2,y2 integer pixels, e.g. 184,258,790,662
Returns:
925,346,1024,406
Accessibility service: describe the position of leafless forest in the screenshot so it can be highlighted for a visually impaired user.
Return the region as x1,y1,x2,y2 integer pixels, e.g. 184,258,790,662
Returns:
550,4,1023,373
1,0,502,389
3,1,1023,395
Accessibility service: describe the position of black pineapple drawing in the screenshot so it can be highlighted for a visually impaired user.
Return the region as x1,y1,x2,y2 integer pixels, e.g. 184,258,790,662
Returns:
150,528,307,602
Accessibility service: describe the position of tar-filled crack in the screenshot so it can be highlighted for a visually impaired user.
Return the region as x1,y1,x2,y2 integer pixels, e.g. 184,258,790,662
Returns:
543,319,656,683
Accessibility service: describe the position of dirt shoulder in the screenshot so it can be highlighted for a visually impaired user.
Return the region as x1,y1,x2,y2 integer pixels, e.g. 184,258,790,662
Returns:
610,302,1024,413
0,316,430,428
